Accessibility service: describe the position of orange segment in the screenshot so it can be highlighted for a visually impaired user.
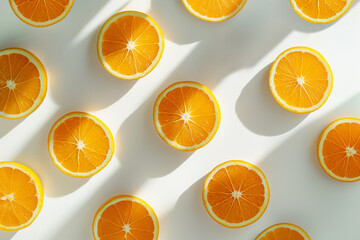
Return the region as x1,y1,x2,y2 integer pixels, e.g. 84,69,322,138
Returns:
0,48,47,119
318,118,360,182
269,47,333,114
48,112,115,178
153,81,221,151
256,223,311,240
290,0,352,24
0,161,44,231
9,0,74,27
97,11,164,80
202,160,269,228
93,195,159,240
183,0,248,22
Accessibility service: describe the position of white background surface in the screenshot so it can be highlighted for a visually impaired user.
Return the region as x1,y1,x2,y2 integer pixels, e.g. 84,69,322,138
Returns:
1,0,360,239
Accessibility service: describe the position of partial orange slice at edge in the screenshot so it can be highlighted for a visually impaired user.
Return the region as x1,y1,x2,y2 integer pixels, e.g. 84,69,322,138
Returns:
203,160,269,228
48,112,115,178
97,11,164,80
0,161,44,231
93,195,159,240
256,223,311,240
318,117,360,182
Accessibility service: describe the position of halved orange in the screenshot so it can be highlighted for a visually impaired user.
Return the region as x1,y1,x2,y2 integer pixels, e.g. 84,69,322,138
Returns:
93,195,159,240
256,223,311,240
0,161,44,231
318,118,360,182
203,160,269,228
290,0,353,24
48,112,115,178
0,48,47,119
153,81,221,151
97,11,164,80
269,47,333,114
9,0,74,27
183,0,248,22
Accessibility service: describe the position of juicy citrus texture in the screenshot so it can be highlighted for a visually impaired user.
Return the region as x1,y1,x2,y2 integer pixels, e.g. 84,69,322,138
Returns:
256,223,311,240
183,0,248,22
97,11,164,80
153,81,221,151
203,160,269,228
269,47,333,114
9,0,74,27
48,112,115,178
93,195,159,240
0,161,44,231
0,48,47,119
318,118,360,182
290,0,353,24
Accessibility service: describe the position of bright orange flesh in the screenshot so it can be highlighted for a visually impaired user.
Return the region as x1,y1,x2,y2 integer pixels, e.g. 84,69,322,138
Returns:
203,160,269,228
49,112,114,177
318,118,360,182
9,0,74,27
0,48,46,119
183,0,248,22
93,195,159,240
270,47,332,113
98,11,164,80
290,0,352,23
0,162,43,231
154,81,220,151
256,223,311,240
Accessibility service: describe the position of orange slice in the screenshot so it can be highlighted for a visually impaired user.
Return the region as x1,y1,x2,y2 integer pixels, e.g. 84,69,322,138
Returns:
183,0,248,22
269,46,333,114
256,223,311,240
290,0,353,24
93,195,159,240
0,48,47,119
318,118,360,182
153,81,221,151
202,160,269,228
97,11,164,80
0,161,44,231
9,0,74,27
48,112,115,178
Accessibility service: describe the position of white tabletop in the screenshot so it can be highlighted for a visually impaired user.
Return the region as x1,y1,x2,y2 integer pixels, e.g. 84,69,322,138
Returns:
1,0,360,239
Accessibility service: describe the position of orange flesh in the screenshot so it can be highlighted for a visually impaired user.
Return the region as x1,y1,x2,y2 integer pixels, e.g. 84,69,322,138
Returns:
97,200,155,240
322,122,360,178
293,0,347,19
207,165,265,223
0,167,38,228
274,51,329,108
12,0,71,22
158,86,217,147
186,0,246,18
101,15,160,76
0,53,41,115
52,116,110,173
259,227,305,240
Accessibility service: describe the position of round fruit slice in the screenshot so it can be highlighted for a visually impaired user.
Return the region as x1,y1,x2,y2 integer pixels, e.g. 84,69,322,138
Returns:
183,0,247,22
256,223,311,240
318,118,360,182
97,11,164,80
48,112,115,178
153,81,221,151
203,160,269,228
0,48,47,119
0,161,44,231
290,0,352,24
269,47,333,114
93,195,159,240
9,0,74,27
